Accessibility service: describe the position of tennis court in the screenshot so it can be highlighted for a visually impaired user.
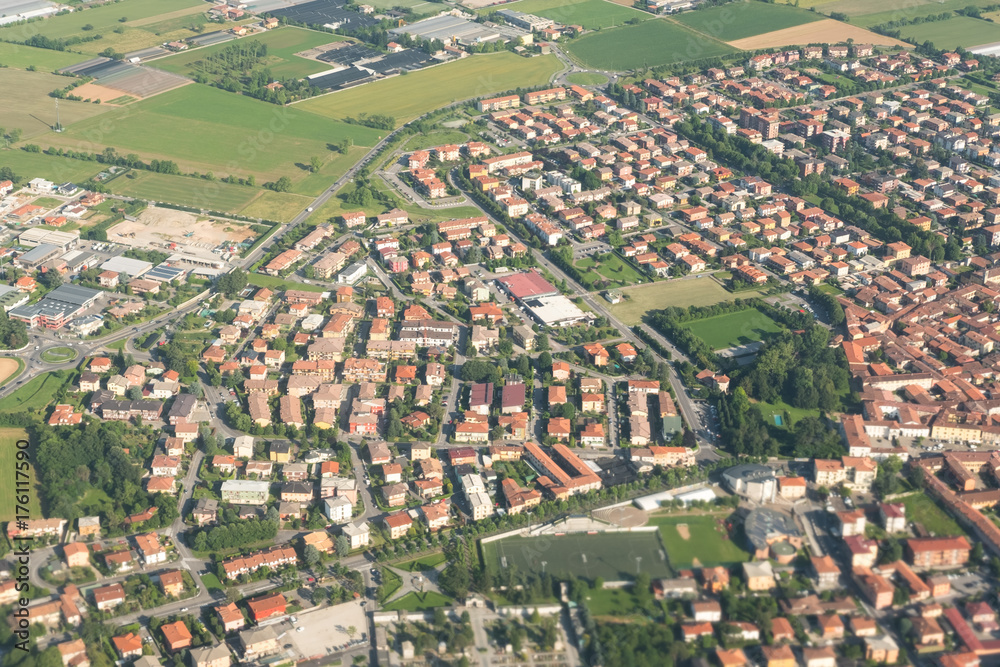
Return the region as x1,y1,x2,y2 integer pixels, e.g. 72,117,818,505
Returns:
482,531,671,581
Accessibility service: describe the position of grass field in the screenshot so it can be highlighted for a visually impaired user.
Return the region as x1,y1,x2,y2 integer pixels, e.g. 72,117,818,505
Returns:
40,346,78,363
482,532,671,581
308,178,483,229
681,308,783,350
0,42,89,72
40,85,383,185
297,52,561,124
752,397,821,426
897,16,1000,49
674,2,821,41
610,278,763,325
649,513,749,569
290,145,369,197
584,586,648,617
402,130,470,152
805,0,1000,27
899,493,966,538
0,428,44,522
566,72,609,86
394,552,447,572
381,591,452,611
478,0,650,28
239,190,312,222
0,69,113,140
155,27,347,80
566,19,735,70
575,253,645,289
0,371,72,414
108,171,259,213
248,273,327,292
0,149,106,185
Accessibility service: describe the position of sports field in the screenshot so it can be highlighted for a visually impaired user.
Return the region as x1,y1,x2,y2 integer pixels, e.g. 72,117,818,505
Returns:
481,532,672,581
108,171,259,213
42,85,383,184
0,70,113,140
297,52,561,124
155,27,347,80
674,2,821,42
681,308,783,350
898,16,1000,49
0,371,71,414
565,19,735,70
650,513,749,569
479,0,650,28
0,42,88,72
0,428,44,522
610,278,763,325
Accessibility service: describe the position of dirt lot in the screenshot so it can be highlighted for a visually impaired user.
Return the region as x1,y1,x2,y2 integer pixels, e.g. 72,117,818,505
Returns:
72,83,136,103
0,359,21,384
108,206,256,250
727,19,907,50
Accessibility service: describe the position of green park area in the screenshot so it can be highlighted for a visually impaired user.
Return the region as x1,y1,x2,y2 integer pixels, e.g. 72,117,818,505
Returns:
479,0,650,29
681,308,783,350
298,52,561,124
610,278,763,325
482,532,671,581
0,428,44,521
898,493,967,538
566,19,735,70
575,253,646,290
674,2,821,41
650,513,749,570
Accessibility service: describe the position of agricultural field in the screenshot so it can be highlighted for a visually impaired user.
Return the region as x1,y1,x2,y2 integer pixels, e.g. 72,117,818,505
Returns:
108,171,259,213
40,85,383,185
610,277,764,324
0,149,105,184
565,19,735,70
681,308,783,350
899,493,967,538
0,0,210,55
238,190,312,222
0,428,44,522
649,513,750,569
674,2,821,42
897,16,1000,49
290,145,369,197
726,18,906,50
0,42,88,72
154,27,348,80
297,52,561,124
481,532,672,581
478,0,650,29
803,0,1000,27
0,69,113,140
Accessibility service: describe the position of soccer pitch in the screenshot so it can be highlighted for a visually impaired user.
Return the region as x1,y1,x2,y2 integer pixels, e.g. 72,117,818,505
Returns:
482,532,672,581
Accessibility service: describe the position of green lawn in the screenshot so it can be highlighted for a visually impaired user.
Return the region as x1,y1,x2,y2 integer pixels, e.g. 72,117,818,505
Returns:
199,572,225,593
649,513,749,569
297,52,561,124
482,532,671,581
566,72,609,86
674,3,822,41
104,339,128,351
566,19,736,70
41,85,383,185
155,27,347,80
381,591,452,611
40,347,78,363
401,130,471,152
575,253,646,290
248,273,327,292
479,0,650,28
0,371,72,414
752,398,821,427
378,567,403,603
394,552,446,572
0,149,105,184
0,428,44,522
897,16,1000,49
681,308,783,350
0,42,89,72
610,278,762,325
584,586,648,617
108,171,259,213
899,493,967,538
290,145,369,197
239,190,312,223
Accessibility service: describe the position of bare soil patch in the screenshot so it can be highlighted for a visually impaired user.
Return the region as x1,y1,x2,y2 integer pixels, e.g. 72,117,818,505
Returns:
676,523,690,540
109,206,256,249
593,506,647,528
727,19,907,50
73,82,139,103
0,359,20,385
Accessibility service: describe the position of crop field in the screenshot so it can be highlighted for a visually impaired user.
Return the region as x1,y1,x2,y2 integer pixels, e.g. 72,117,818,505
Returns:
650,513,749,569
0,149,105,184
155,27,347,80
238,190,312,222
681,308,783,350
0,428,44,522
610,278,763,324
482,532,672,581
801,0,1000,27
674,2,821,42
297,52,561,123
108,171,259,213
0,42,88,72
0,70,112,140
897,16,1000,49
477,0,650,28
42,85,383,184
565,19,735,70
726,18,906,50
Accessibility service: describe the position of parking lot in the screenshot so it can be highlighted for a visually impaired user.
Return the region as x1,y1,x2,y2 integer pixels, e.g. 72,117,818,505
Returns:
284,600,368,660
